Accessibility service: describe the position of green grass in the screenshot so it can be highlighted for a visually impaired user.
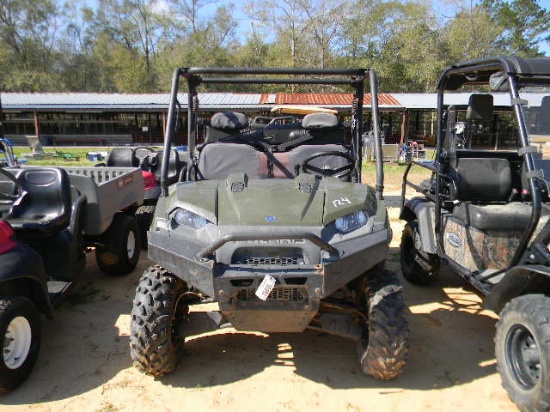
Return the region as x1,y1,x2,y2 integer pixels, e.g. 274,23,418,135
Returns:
13,146,105,166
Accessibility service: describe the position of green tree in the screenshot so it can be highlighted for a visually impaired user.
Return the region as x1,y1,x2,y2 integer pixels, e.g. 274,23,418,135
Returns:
480,0,550,56
84,0,174,91
337,0,446,92
443,4,504,62
156,3,240,90
0,0,64,91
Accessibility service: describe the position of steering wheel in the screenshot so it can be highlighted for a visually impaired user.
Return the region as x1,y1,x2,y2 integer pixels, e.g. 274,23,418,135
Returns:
301,151,355,178
0,168,24,204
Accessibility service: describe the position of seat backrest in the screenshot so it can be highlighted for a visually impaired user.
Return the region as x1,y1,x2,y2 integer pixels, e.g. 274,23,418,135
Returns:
154,149,183,183
9,167,72,235
288,144,351,178
463,94,494,149
197,143,261,180
279,113,345,151
106,147,137,167
466,94,493,121
206,111,249,143
451,157,512,201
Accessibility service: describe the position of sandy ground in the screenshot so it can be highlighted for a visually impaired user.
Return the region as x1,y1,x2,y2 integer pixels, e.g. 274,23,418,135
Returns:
1,196,519,412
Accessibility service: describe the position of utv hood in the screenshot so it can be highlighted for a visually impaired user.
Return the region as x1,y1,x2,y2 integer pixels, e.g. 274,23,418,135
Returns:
174,172,377,227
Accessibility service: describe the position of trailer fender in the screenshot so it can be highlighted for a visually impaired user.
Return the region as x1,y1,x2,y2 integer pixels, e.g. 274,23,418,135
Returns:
484,265,550,313
399,197,437,254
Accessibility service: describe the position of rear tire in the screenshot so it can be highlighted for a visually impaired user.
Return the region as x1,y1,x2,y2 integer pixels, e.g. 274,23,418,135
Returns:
400,221,440,285
495,295,550,411
135,205,155,250
358,269,409,380
0,297,41,394
130,265,189,376
96,213,140,276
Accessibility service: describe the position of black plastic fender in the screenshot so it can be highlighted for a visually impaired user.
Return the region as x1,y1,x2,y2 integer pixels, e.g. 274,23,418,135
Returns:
399,197,437,254
0,242,53,318
484,264,550,313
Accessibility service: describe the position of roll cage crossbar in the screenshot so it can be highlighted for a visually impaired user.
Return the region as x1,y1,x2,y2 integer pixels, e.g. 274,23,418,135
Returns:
160,67,384,199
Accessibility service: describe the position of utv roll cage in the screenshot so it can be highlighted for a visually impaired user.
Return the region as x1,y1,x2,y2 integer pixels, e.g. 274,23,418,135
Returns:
435,57,550,276
159,67,385,198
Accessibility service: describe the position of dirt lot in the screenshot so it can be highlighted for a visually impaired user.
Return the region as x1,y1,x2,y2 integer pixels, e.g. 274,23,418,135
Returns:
1,196,518,412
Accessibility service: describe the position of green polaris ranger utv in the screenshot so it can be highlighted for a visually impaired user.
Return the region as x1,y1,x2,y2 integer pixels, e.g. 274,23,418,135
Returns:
130,67,409,380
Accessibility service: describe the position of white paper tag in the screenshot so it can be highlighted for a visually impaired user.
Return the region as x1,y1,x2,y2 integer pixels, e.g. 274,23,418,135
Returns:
255,275,276,301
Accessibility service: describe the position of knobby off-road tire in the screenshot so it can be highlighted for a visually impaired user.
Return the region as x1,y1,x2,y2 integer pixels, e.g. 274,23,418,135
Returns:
95,213,140,276
135,205,155,250
400,221,440,285
495,294,550,411
130,265,190,376
0,297,41,394
359,269,410,380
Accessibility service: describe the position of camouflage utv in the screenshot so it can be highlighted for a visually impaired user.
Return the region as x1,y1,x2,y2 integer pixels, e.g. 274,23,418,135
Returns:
400,56,550,410
130,67,409,380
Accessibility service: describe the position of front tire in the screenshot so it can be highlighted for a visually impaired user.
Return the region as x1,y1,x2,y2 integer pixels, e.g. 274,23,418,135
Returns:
95,213,140,276
495,295,550,411
0,297,41,394
130,265,190,376
400,221,440,285
358,269,410,380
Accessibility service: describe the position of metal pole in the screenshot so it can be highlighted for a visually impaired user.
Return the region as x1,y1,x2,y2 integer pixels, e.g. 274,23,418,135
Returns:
369,69,384,200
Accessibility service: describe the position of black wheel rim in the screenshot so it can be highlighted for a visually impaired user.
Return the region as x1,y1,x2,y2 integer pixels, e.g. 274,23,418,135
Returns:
506,323,541,390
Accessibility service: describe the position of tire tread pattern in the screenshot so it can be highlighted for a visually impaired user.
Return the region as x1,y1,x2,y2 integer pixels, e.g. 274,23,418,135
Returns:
360,269,410,380
129,265,187,376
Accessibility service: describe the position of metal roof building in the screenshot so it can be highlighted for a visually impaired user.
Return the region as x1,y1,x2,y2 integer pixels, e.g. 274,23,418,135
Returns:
0,92,405,112
0,92,546,146
2,92,547,112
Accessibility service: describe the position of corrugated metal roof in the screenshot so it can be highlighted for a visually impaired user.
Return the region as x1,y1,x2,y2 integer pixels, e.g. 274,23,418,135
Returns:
1,92,545,112
0,92,264,111
272,93,403,108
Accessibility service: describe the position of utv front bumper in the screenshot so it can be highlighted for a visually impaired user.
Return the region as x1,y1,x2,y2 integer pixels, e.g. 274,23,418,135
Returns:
148,225,390,332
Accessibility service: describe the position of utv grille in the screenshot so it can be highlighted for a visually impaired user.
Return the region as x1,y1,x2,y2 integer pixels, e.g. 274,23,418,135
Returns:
242,256,303,266
232,254,305,266
237,287,305,302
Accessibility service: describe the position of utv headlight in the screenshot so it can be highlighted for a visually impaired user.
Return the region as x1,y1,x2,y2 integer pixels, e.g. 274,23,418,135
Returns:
171,208,209,229
335,210,368,233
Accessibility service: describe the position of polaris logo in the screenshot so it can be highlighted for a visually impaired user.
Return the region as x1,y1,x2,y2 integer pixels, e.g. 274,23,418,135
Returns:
446,233,462,248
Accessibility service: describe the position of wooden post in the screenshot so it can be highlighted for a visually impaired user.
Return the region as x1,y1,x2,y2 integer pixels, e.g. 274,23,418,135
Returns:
400,110,409,145
34,110,40,138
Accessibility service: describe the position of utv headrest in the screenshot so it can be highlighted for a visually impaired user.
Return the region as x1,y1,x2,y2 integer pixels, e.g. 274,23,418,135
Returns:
210,111,249,130
466,94,493,121
302,113,339,129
